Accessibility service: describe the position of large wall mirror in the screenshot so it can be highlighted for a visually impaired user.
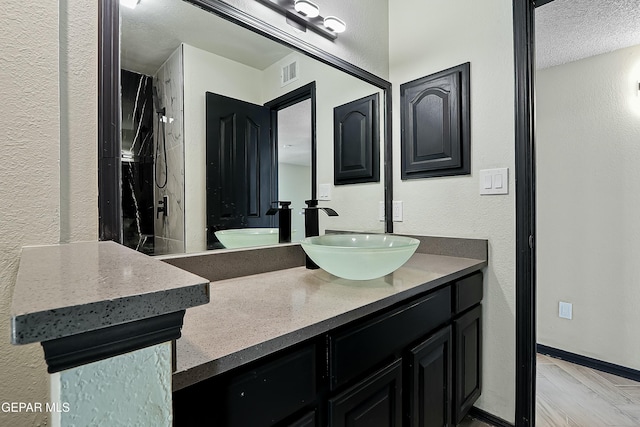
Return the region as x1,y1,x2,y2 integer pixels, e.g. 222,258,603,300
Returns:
99,0,392,255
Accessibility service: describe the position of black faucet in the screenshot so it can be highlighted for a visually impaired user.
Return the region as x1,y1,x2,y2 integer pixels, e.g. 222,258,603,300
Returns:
266,201,292,243
304,199,338,269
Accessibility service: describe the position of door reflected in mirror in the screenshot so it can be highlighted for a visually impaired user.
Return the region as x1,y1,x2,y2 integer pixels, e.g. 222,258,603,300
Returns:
119,0,386,255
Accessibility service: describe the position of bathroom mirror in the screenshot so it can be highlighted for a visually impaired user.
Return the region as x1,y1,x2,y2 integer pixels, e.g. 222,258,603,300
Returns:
101,0,392,255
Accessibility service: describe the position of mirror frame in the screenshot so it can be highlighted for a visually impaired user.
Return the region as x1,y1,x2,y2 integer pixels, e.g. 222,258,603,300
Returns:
98,0,393,243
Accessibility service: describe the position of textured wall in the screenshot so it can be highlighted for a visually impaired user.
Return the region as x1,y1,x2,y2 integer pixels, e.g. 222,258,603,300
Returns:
59,0,99,243
0,1,97,425
221,0,389,79
537,44,640,370
0,2,60,426
52,343,172,426
389,0,516,422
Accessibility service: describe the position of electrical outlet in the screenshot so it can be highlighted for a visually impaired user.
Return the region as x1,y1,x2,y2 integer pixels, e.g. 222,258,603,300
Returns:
392,201,403,222
318,183,331,201
559,301,572,320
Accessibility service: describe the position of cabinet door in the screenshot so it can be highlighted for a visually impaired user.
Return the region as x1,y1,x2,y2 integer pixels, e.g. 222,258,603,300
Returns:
407,326,452,427
329,359,402,427
453,305,482,424
286,410,316,427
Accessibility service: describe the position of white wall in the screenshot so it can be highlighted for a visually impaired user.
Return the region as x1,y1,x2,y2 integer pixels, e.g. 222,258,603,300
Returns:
0,1,97,425
389,0,516,422
537,44,640,370
262,52,386,234
278,163,311,242
221,0,389,79
182,43,264,253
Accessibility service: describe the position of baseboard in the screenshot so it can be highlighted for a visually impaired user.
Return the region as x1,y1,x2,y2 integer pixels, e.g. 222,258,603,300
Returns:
537,344,640,382
468,407,514,427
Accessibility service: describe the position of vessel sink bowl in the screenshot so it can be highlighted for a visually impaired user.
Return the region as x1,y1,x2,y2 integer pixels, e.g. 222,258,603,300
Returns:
215,228,279,249
300,234,420,280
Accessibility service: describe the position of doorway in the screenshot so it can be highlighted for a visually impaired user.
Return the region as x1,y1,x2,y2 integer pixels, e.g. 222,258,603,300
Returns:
535,0,640,425
514,0,640,425
204,83,317,249
276,99,312,242
265,82,317,242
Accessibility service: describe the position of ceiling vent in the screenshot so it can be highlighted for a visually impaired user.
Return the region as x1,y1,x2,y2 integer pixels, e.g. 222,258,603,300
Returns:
280,60,299,87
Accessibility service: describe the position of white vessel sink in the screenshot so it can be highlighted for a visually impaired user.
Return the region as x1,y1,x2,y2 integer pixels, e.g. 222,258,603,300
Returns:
214,228,279,249
300,234,420,280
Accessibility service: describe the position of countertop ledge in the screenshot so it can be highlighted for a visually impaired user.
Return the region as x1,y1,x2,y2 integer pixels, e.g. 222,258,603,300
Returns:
11,241,210,345
174,252,486,391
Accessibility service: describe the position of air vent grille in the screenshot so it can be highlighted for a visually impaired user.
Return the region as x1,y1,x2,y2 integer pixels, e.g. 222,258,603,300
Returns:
281,61,299,87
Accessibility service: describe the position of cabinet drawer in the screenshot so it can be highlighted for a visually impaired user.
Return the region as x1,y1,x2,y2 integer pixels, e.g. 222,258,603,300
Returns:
453,272,483,314
225,344,317,426
329,287,451,390
328,358,403,427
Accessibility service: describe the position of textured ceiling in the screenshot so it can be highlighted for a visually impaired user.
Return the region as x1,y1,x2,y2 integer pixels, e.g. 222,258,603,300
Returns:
121,0,293,75
536,0,640,69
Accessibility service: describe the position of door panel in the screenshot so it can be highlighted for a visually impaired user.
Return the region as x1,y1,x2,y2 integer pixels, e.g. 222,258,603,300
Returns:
206,92,275,248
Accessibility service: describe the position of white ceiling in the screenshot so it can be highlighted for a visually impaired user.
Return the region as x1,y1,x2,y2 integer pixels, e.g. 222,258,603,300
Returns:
536,0,640,69
278,99,312,167
120,0,293,75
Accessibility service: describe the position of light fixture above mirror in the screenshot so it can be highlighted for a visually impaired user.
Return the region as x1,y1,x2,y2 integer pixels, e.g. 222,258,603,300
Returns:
294,0,319,18
255,0,345,40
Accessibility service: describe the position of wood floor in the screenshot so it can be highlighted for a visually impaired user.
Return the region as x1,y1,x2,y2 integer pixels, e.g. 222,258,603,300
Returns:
458,354,640,427
537,353,640,426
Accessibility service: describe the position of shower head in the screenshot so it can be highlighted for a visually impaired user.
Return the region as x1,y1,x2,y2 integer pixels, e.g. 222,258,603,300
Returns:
152,86,165,116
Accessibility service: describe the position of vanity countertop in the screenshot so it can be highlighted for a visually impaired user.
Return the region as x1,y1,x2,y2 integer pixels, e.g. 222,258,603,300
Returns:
174,252,486,391
11,241,210,345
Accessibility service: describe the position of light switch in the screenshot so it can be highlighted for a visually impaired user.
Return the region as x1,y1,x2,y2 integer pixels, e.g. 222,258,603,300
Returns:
494,174,503,189
479,168,509,195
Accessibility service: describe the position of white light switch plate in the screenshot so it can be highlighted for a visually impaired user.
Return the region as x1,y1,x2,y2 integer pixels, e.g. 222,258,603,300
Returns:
392,201,403,222
479,168,509,195
318,183,331,201
379,201,385,221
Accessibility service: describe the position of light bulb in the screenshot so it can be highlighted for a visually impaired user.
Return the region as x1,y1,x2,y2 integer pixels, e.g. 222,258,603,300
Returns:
294,0,320,18
324,16,346,33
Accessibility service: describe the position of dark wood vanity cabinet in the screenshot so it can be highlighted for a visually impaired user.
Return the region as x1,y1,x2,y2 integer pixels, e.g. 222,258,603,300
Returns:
173,271,483,427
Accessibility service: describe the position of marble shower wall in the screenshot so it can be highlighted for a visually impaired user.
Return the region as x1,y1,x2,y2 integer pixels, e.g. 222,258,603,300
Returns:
121,69,155,254
153,45,185,255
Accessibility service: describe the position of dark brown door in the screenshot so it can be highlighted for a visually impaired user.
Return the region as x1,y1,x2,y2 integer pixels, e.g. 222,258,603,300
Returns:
206,92,276,248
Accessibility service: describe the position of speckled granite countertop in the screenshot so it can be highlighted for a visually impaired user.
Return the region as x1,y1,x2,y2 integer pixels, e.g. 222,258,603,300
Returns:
11,241,210,345
174,252,486,391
